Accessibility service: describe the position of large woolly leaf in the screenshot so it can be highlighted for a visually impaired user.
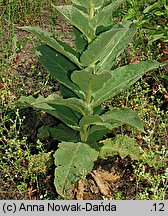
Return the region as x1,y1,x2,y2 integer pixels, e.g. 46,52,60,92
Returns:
17,95,80,130
24,93,92,116
80,21,136,69
79,115,102,129
79,115,110,144
44,94,92,115
36,45,84,99
100,108,144,132
99,135,142,160
54,142,98,197
95,21,137,72
91,0,125,28
71,68,111,100
71,0,104,12
46,105,80,130
17,95,55,111
38,124,79,142
59,85,78,99
92,61,160,107
73,27,87,53
71,0,90,9
87,125,109,144
19,26,82,68
91,0,104,10
52,4,95,43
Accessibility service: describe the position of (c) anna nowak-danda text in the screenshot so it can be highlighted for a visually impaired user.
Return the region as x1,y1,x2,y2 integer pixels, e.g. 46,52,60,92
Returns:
17,202,117,212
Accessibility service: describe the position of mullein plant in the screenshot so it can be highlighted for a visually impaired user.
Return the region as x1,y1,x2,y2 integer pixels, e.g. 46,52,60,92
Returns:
17,0,163,197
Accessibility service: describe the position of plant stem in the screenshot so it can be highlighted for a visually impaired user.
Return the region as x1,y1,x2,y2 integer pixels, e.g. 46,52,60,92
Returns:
89,0,94,20
80,125,89,143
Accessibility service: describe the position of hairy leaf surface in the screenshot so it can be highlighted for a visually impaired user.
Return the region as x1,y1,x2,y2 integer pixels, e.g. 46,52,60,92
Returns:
91,0,125,28
100,108,144,132
71,0,104,12
80,21,136,69
20,94,88,115
19,26,81,67
36,45,84,99
54,142,98,197
18,94,93,124
95,22,137,72
46,105,80,130
92,61,160,107
73,27,87,53
99,135,141,160
52,4,95,43
44,94,92,115
49,124,79,142
17,95,80,130
71,68,111,99
79,115,102,130
87,125,108,144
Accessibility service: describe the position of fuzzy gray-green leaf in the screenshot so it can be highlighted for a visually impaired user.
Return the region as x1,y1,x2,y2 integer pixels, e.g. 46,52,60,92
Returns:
79,115,102,129
49,124,79,142
87,125,109,144
19,26,82,68
99,135,141,160
52,4,95,43
54,142,98,197
24,93,91,116
91,0,125,28
36,45,84,99
95,21,137,72
71,0,104,13
71,68,111,99
17,95,80,130
92,61,160,107
100,108,144,132
45,94,92,115
80,21,135,69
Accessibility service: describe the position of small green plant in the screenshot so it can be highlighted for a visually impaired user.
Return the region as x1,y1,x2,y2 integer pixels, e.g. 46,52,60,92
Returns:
124,0,168,44
17,0,162,198
0,107,53,199
133,164,168,200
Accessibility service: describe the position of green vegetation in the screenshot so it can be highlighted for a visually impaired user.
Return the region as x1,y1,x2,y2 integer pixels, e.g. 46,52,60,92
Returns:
0,0,167,200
